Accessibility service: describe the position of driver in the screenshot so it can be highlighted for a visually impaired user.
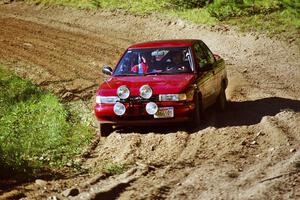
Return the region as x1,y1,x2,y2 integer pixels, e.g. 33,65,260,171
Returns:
168,51,186,71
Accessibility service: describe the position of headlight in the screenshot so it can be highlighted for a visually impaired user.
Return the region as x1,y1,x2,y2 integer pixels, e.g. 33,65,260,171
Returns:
146,102,158,115
117,85,130,99
113,102,126,116
140,85,153,99
96,96,119,104
159,94,186,101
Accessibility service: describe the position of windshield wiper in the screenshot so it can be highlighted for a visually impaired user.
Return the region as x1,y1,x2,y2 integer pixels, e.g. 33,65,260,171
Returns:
145,71,171,75
114,74,138,76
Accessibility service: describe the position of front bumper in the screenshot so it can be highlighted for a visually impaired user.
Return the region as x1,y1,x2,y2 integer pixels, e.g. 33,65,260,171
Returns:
95,101,195,126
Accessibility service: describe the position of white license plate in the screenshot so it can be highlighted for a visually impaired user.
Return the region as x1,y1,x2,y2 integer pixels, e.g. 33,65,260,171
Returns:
154,107,174,118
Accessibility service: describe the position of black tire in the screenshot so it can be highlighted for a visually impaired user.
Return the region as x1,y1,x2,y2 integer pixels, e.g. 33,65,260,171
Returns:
216,85,227,111
100,124,113,137
193,93,202,128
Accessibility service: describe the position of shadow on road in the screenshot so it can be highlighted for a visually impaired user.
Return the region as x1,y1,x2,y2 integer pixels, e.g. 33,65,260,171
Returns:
116,97,300,134
208,97,300,128
0,166,65,196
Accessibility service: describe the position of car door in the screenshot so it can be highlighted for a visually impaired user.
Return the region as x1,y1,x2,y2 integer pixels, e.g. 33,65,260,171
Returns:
193,41,217,109
198,41,220,101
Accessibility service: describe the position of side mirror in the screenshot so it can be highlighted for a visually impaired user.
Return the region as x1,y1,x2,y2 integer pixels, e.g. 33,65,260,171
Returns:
102,65,113,76
199,63,213,72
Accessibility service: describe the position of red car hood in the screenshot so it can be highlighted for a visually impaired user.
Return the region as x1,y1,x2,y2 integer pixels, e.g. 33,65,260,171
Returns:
98,74,196,96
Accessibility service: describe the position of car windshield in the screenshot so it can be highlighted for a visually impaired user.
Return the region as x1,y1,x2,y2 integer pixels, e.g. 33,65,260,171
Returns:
113,47,193,76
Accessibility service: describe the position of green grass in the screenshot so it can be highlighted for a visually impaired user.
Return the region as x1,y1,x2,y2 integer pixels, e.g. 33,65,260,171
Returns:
168,8,217,24
0,66,93,176
103,162,125,175
24,0,300,44
27,0,93,8
229,7,300,35
207,0,300,40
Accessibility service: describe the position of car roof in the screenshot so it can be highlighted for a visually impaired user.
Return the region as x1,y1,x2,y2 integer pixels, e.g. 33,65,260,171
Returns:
128,39,198,49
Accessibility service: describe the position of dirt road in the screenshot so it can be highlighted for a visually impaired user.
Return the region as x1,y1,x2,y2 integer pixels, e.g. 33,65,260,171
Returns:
0,1,299,199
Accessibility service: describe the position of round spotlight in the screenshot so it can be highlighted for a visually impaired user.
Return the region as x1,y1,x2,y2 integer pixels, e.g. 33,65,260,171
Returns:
140,85,153,99
113,102,126,116
117,85,130,100
146,102,158,115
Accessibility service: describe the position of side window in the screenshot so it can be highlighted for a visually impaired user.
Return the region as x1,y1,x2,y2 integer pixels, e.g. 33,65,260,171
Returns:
199,41,215,64
194,43,209,69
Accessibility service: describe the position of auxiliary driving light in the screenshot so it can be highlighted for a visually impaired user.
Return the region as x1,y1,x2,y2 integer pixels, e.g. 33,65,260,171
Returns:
146,102,158,115
117,85,130,99
113,102,126,116
140,85,153,99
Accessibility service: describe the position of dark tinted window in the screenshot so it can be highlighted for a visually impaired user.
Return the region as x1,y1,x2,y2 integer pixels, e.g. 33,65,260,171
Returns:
199,41,215,64
194,41,215,69
194,43,208,69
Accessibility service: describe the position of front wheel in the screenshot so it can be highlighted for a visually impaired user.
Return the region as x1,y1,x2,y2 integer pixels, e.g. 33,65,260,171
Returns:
216,86,227,111
193,94,202,128
100,124,113,137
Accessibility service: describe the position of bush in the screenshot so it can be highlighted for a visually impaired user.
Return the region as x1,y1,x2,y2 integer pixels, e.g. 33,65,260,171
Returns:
0,67,93,175
166,0,212,9
208,0,285,20
281,0,300,10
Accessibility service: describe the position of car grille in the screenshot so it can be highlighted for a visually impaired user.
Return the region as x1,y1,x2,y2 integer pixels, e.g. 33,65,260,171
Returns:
120,95,159,103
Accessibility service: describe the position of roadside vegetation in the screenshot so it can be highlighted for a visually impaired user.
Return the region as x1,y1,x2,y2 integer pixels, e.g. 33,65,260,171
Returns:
26,0,300,43
0,66,93,177
103,163,125,175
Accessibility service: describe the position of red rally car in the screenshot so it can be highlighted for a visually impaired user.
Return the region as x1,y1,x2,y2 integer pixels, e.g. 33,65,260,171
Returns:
95,39,228,136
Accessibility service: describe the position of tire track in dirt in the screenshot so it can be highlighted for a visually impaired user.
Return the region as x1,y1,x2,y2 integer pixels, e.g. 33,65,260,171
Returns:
0,16,124,99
